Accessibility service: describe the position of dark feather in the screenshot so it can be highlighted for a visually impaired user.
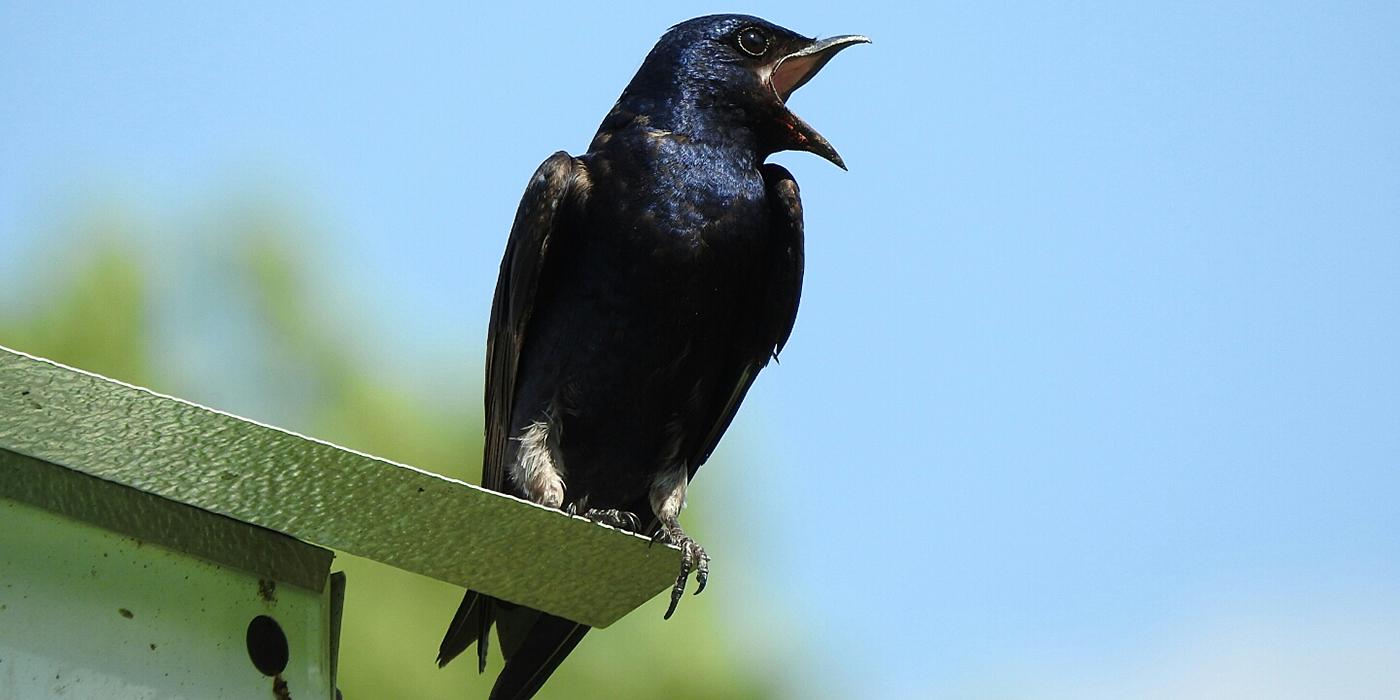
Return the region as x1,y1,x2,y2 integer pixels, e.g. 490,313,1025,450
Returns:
481,152,585,495
439,152,585,673
488,613,589,700
437,591,484,669
689,163,805,472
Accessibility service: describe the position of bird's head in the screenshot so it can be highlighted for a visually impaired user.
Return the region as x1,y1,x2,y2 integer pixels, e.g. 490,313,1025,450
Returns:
615,14,868,169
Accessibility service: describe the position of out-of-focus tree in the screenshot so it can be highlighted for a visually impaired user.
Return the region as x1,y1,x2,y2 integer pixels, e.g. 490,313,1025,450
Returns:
2,240,150,385
0,206,775,700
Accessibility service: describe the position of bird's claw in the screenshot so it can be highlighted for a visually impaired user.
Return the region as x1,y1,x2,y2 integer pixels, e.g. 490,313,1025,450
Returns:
581,508,642,532
661,529,709,620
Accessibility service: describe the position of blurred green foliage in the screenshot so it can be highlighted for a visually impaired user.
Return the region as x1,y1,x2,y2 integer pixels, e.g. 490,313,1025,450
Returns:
0,212,775,699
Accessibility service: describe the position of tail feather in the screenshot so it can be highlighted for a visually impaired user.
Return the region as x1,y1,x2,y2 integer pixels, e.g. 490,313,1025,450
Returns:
440,592,591,700
438,590,493,669
489,613,591,700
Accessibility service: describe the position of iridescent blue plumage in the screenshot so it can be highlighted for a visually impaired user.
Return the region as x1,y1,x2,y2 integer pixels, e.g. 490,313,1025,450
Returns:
438,14,866,699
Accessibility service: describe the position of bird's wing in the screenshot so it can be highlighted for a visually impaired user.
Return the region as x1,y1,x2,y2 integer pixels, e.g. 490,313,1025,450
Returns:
689,163,805,473
481,151,585,492
439,152,584,674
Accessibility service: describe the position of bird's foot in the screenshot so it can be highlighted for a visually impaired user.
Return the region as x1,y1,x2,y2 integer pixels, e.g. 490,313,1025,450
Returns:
581,508,642,532
653,523,709,619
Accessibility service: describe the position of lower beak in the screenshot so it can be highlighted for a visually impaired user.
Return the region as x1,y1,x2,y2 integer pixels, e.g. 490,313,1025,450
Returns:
768,34,870,169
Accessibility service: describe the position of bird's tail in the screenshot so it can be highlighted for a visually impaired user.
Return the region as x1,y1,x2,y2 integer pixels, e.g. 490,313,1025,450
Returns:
439,590,592,700
438,590,494,671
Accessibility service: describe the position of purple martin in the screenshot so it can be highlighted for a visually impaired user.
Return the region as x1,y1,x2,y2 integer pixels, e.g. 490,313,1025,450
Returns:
438,14,866,699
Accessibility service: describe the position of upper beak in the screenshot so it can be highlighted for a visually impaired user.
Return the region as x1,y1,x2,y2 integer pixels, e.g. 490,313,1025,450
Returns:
772,34,871,102
767,34,870,169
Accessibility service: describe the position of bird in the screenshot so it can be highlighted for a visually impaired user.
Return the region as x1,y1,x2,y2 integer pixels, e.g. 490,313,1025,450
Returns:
437,14,866,699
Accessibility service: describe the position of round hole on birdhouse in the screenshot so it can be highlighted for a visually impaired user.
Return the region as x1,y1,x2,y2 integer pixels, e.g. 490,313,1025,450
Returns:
246,614,289,676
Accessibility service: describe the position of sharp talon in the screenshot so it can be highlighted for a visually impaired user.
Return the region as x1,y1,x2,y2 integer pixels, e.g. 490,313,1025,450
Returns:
657,523,707,618
666,554,689,618
581,508,643,532
667,577,687,617
693,547,710,595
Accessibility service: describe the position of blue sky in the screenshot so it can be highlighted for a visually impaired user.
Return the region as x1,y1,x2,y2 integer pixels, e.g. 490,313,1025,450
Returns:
4,2,1399,697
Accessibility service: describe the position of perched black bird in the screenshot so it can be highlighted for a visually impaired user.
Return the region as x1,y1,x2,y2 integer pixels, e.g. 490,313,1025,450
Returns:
438,14,866,699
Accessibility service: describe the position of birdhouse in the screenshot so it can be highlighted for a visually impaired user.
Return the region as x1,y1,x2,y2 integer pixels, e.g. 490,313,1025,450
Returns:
0,346,678,699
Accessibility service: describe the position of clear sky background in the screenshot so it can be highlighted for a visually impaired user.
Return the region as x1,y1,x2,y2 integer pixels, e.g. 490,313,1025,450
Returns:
4,2,1399,698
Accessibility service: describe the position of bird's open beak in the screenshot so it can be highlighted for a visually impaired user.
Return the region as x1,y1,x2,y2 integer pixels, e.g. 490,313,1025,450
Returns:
769,34,870,170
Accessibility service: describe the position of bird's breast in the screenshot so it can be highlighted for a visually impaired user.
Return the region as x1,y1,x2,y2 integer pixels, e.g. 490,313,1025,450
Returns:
564,140,773,353
592,145,766,251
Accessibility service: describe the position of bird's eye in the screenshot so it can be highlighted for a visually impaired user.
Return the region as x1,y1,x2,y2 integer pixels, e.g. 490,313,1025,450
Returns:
736,27,769,57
